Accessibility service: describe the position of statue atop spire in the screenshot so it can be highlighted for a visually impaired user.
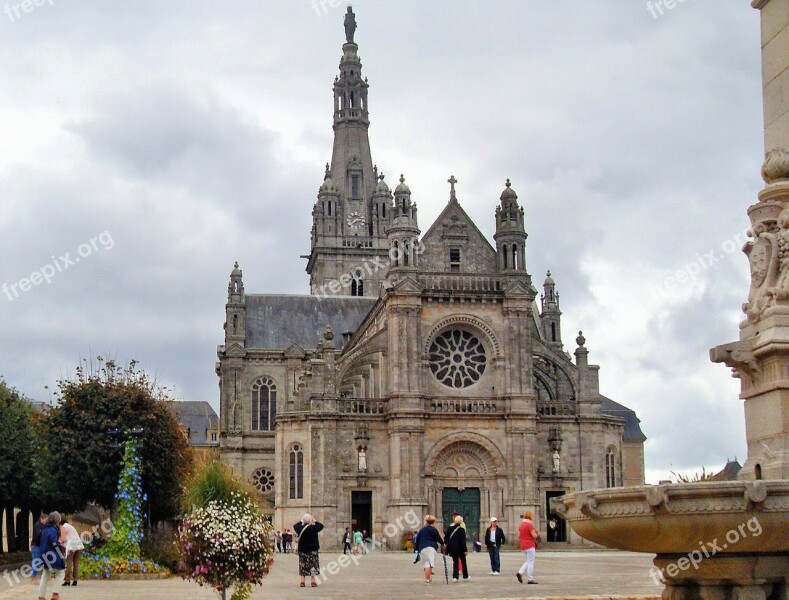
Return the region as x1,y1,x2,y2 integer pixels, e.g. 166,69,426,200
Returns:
344,6,357,43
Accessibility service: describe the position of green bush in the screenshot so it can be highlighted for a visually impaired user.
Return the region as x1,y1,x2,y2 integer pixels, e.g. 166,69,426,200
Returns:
181,458,257,511
141,529,181,573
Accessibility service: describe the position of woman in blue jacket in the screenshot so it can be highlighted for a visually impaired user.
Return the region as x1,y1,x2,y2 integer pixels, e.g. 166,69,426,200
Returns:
37,511,66,600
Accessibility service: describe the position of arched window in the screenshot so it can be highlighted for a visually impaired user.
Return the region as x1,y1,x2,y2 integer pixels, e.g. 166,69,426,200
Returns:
289,444,304,499
251,377,276,432
512,244,518,269
605,446,617,488
351,270,364,296
551,322,557,342
502,244,508,269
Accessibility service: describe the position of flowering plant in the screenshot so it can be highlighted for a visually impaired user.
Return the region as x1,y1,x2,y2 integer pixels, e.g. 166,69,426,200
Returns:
177,491,274,600
103,439,144,558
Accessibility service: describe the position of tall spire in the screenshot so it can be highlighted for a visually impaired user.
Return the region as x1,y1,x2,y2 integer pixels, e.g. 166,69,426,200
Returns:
306,8,392,298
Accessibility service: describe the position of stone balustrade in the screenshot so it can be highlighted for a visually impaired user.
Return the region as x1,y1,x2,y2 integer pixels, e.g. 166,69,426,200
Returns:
417,272,503,292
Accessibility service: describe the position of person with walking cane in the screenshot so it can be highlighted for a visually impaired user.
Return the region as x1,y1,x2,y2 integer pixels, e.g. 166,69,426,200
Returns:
413,515,443,585
445,515,469,581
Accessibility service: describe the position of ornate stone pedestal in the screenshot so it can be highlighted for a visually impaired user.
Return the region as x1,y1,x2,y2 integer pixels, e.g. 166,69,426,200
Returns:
552,481,789,600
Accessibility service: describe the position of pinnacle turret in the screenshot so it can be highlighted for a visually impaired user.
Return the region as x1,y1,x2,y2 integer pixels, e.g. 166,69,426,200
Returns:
494,179,527,272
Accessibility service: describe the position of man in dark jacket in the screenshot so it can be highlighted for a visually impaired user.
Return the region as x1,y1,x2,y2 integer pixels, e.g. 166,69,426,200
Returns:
342,527,352,554
484,517,506,575
445,515,469,581
414,515,444,584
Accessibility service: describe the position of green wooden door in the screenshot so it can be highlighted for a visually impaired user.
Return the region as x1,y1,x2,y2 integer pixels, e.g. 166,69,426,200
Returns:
442,488,480,540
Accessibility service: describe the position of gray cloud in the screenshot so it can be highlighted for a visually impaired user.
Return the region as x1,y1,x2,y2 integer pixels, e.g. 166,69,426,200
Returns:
0,1,764,480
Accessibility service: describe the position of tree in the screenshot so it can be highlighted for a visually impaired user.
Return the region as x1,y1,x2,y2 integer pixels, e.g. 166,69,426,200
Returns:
0,380,38,552
41,358,192,522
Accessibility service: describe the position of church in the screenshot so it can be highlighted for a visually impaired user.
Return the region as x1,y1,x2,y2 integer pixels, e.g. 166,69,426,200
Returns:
216,8,646,547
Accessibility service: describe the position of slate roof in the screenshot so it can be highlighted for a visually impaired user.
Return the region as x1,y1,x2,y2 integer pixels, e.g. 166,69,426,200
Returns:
712,460,742,481
245,294,377,350
165,400,218,446
601,397,647,442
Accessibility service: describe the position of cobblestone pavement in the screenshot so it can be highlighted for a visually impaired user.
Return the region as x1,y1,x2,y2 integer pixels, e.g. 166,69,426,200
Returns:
1,551,661,599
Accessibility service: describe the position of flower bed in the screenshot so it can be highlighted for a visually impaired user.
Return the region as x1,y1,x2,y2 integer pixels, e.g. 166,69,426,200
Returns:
80,551,168,579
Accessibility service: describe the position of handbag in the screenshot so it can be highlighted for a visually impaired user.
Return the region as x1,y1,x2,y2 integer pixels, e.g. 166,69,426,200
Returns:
534,533,542,548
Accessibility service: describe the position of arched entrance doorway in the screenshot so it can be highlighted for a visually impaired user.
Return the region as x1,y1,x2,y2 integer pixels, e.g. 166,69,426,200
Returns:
425,436,505,540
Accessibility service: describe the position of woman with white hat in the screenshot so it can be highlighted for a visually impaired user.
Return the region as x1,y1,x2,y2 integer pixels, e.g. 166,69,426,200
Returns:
483,517,506,575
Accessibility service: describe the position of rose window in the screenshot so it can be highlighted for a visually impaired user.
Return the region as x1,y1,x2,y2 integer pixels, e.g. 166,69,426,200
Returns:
250,468,274,493
429,329,487,388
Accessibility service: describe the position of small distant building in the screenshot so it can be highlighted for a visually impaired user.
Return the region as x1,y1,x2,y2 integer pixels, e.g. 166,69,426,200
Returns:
165,401,220,452
711,459,742,481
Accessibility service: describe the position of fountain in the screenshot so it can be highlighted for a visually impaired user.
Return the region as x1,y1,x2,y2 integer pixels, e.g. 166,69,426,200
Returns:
553,2,789,599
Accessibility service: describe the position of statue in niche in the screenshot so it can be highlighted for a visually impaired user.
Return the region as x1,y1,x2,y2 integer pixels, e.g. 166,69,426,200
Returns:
358,445,367,472
552,450,561,473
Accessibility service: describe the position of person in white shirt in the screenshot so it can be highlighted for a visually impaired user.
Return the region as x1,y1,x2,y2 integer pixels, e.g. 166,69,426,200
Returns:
60,519,85,587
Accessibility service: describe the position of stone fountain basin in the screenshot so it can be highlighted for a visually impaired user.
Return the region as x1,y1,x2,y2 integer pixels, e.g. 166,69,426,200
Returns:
552,480,789,554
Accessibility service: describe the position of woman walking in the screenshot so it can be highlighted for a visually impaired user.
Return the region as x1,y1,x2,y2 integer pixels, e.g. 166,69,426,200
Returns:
413,515,444,585
516,511,540,584
61,518,84,586
445,515,469,582
293,513,324,588
37,511,66,600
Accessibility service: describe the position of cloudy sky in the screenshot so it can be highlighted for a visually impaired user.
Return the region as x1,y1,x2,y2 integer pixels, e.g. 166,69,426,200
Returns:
0,1,765,482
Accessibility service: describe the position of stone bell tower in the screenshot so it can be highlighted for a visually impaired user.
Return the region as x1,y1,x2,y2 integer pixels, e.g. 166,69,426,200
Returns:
306,6,392,298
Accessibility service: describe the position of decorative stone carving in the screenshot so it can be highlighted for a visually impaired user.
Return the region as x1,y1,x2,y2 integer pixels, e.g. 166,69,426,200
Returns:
645,485,668,511
761,148,789,184
744,480,767,507
577,493,600,518
709,340,761,388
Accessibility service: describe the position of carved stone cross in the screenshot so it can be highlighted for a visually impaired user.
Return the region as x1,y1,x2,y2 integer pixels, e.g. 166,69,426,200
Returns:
448,175,458,201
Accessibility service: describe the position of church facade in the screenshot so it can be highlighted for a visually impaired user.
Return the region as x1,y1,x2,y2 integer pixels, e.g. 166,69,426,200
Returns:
216,8,645,547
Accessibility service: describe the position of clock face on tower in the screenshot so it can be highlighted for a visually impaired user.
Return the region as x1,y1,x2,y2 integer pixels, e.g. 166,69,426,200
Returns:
346,211,366,230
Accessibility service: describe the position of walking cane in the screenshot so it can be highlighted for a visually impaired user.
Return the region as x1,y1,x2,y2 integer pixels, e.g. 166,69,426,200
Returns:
442,550,449,584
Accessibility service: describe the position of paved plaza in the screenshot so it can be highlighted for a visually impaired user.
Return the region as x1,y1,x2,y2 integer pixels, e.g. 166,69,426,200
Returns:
1,551,660,600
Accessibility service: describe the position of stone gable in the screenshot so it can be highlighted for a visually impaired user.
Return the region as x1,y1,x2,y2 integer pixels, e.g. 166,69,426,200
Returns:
419,199,497,273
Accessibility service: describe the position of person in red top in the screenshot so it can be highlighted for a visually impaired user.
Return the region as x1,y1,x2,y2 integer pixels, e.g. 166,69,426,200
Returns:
517,511,539,584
